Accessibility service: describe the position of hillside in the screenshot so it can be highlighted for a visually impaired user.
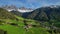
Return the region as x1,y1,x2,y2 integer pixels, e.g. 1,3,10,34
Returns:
26,6,60,29
0,8,17,20
27,6,60,21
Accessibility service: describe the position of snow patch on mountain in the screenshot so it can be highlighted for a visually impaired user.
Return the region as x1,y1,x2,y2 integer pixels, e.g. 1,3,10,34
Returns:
17,9,33,13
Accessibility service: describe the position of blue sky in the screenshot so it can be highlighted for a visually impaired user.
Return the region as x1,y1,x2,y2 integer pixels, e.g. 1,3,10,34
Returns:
0,0,60,9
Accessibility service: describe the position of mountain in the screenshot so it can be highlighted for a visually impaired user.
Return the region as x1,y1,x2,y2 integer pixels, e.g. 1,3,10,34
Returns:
26,5,60,28
18,7,33,13
10,7,33,18
2,5,33,13
1,5,17,11
27,5,60,21
10,5,60,22
0,8,17,20
1,5,33,18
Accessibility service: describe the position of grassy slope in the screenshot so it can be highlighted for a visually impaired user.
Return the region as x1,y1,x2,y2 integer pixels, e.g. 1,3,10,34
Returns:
0,25,49,34
0,16,49,34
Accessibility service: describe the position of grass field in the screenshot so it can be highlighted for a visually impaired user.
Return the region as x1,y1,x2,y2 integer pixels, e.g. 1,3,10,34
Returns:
0,24,49,34
0,16,50,34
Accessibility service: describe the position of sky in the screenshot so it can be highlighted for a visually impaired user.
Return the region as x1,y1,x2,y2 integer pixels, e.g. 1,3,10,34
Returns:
0,0,60,9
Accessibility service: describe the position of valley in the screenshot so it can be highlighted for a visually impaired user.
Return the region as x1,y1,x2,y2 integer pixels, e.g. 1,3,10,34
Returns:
0,5,60,34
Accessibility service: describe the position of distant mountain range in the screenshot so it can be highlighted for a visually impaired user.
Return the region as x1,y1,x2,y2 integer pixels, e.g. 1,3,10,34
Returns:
1,5,33,13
